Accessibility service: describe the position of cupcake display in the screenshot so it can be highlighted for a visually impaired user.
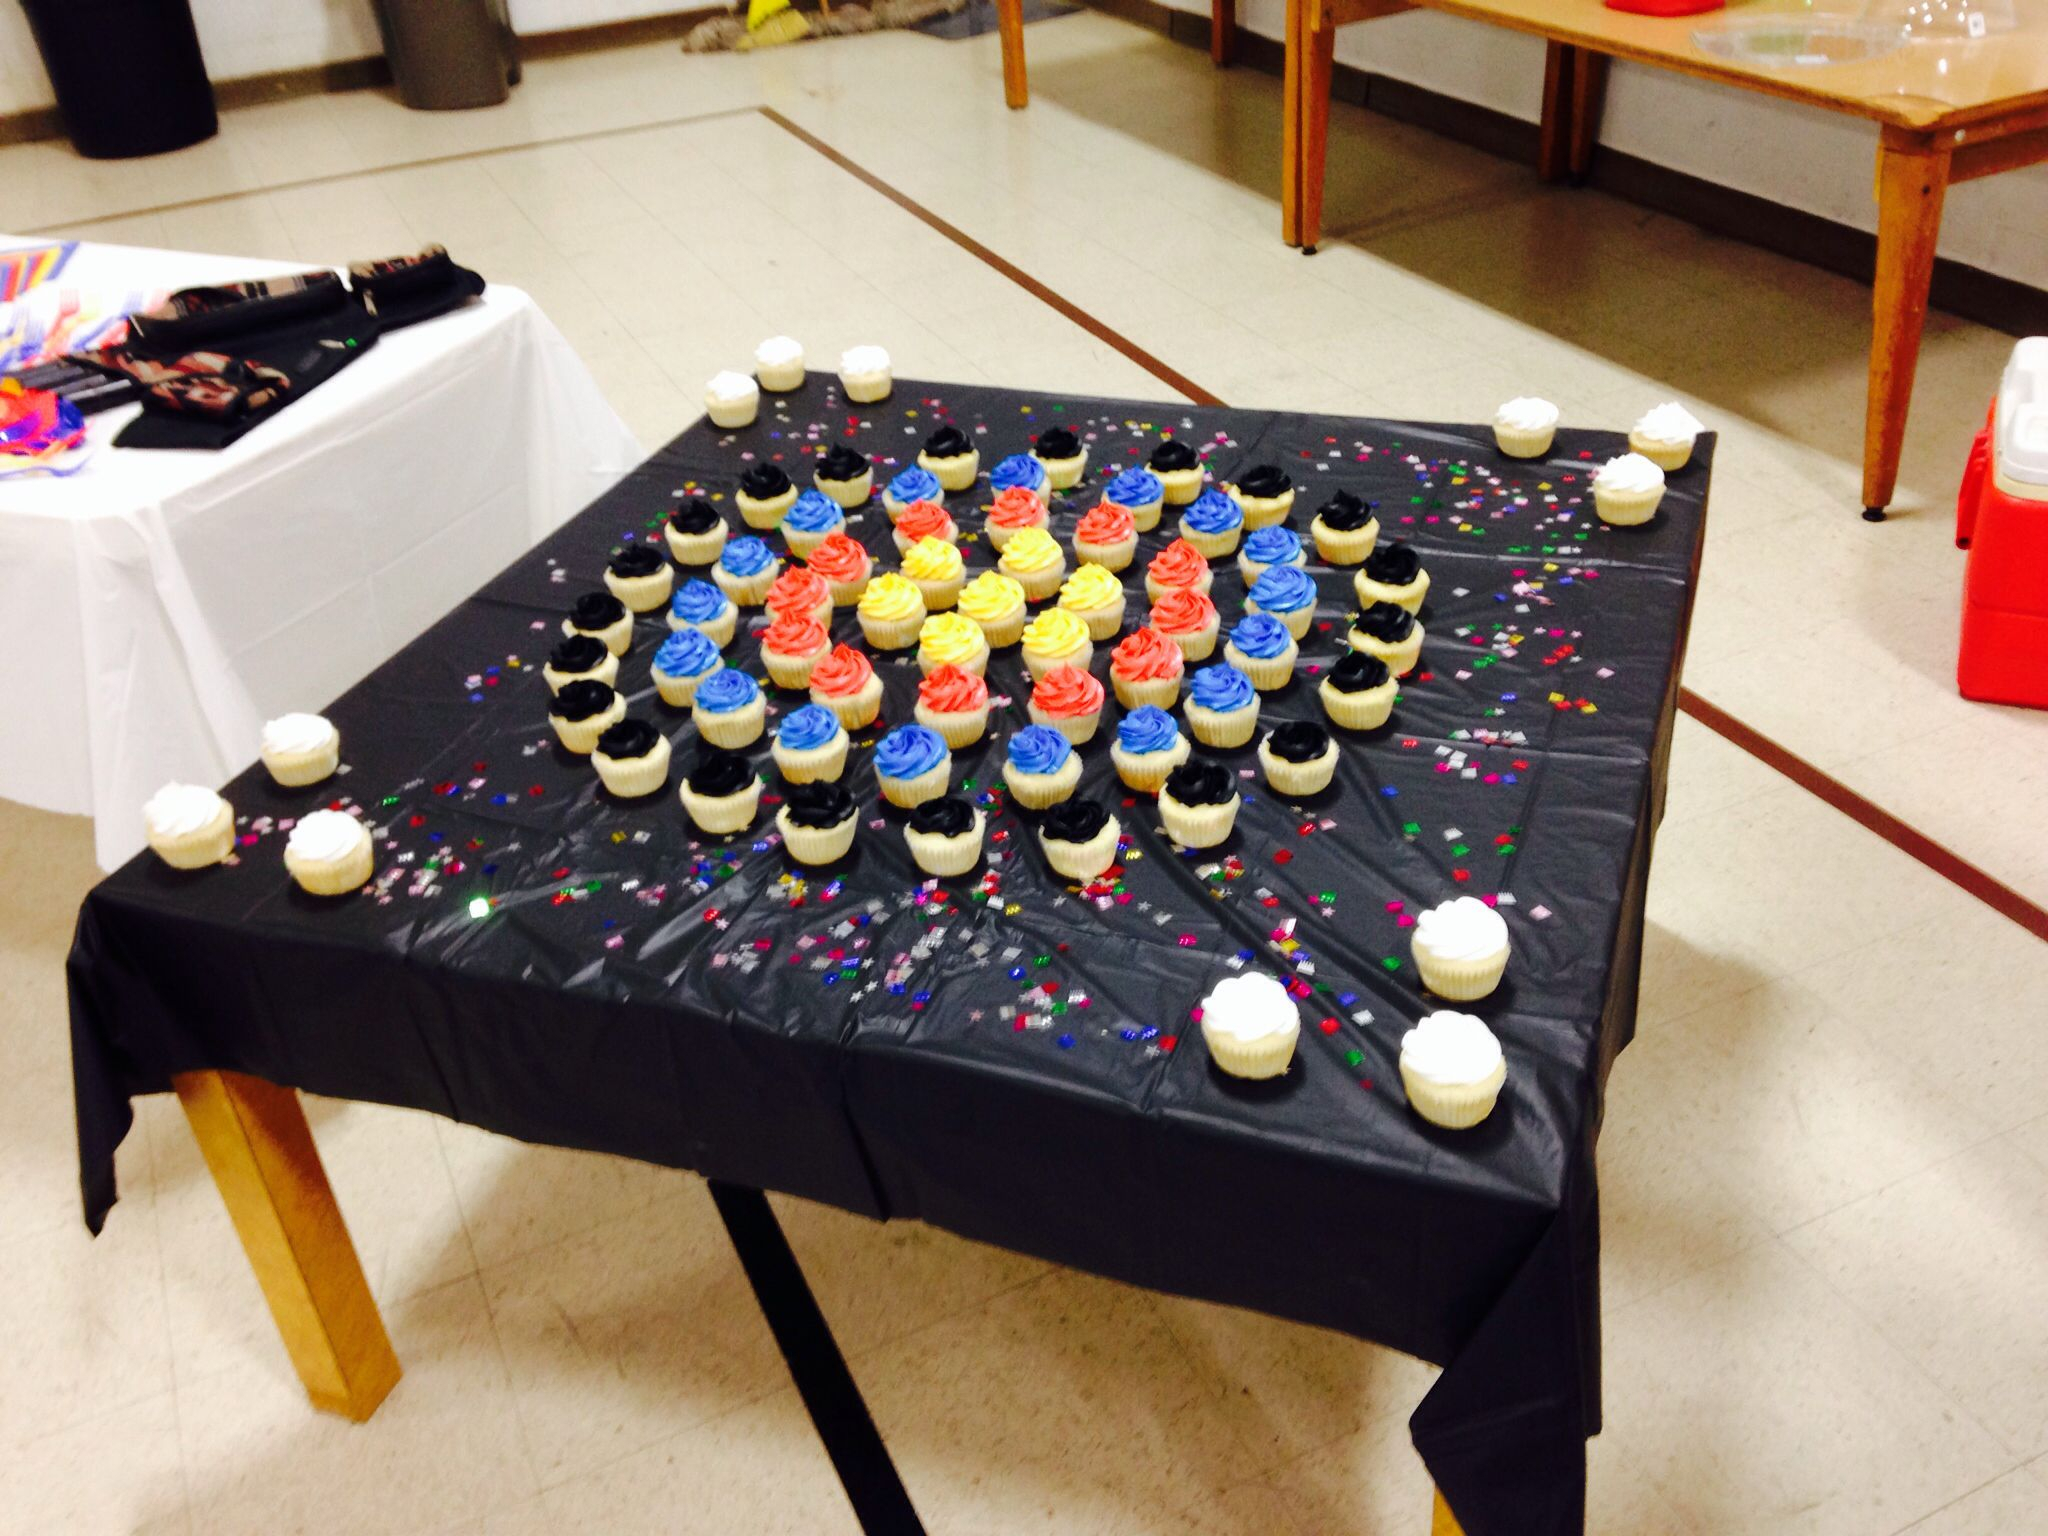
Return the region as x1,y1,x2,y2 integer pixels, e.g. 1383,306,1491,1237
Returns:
1110,705,1190,793
804,532,873,606
691,668,766,748
778,780,860,865
1109,626,1185,709
1258,720,1337,796
735,463,798,530
958,570,1028,649
905,795,986,876
1038,798,1121,881
772,703,850,783
651,626,724,707
1592,453,1667,526
1179,486,1244,558
1222,613,1299,691
144,783,235,869
1057,562,1127,641
1354,542,1429,615
1628,401,1704,472
1072,501,1137,572
1238,525,1306,586
670,578,737,646
1400,1010,1507,1129
780,490,846,560
1245,565,1319,640
1031,426,1088,491
857,572,927,650
705,370,759,430
1493,396,1559,460
1411,896,1511,1001
813,443,873,507
901,535,967,610
754,334,805,392
665,495,730,566
1309,489,1380,566
764,565,833,628
1183,663,1259,748
883,465,945,521
284,809,374,896
809,643,884,729
1157,757,1242,848
563,592,633,656
874,723,952,807
914,664,992,747
1199,972,1299,1080
1102,467,1164,531
592,718,672,797
1148,438,1205,505
918,425,980,491
997,525,1067,602
1350,602,1424,678
549,679,626,753
1149,588,1221,662
544,634,619,694
261,713,340,788
605,545,674,614
916,613,991,677
1003,725,1081,808
1224,465,1295,529
983,485,1050,551
1320,650,1398,731
678,747,762,835
839,344,892,404
1028,664,1106,745
759,613,831,689
891,498,959,554
714,535,782,606
1145,538,1215,602
989,452,1051,509
1020,606,1094,681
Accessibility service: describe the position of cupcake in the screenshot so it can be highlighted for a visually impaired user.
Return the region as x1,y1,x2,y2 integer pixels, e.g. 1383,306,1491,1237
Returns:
1353,542,1429,615
1258,720,1337,796
1628,401,1704,472
914,664,992,747
1148,437,1206,505
891,498,959,555
1145,538,1215,602
1031,426,1088,491
1400,1010,1507,1129
982,485,1050,552
902,535,967,610
1020,606,1094,681
779,490,846,561
1157,757,1242,847
705,370,759,430
714,535,782,607
1057,562,1127,641
1149,588,1221,663
691,668,766,748
1003,725,1082,808
284,808,374,896
1319,650,1398,730
670,578,737,647
544,633,620,693
989,452,1051,510
651,626,725,707
1411,896,1510,1001
857,572,927,650
1072,501,1138,572
1199,972,1299,1080
874,723,952,808
918,425,981,492
1223,613,1299,691
1183,663,1259,748
591,718,672,797
1593,453,1667,526
1494,396,1559,460
1309,489,1380,566
883,465,944,521
764,565,834,628
563,592,633,656
143,783,234,869
1110,705,1190,793
678,747,762,836
1178,487,1244,558
1238,525,1306,586
772,703,849,783
754,334,805,392
777,780,859,865
1028,664,1106,745
809,643,884,729
805,532,873,606
1038,799,1121,881
916,613,990,678
1224,465,1295,529
1350,602,1424,677
734,464,798,530
839,344,891,404
665,495,730,566
261,712,340,787
759,613,831,689
1245,565,1319,641
904,795,986,876
958,570,1028,649
1102,467,1165,532
813,443,873,508
997,525,1066,602
1109,625,1185,709
605,544,674,614
549,679,626,753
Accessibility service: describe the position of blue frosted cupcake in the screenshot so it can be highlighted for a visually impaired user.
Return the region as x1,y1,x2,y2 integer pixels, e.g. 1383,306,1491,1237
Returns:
651,625,724,707
691,668,765,748
713,535,781,607
1184,662,1260,748
781,489,846,560
1246,564,1319,640
1002,724,1080,809
771,702,849,783
1110,705,1190,793
1222,613,1299,691
883,464,944,521
1103,467,1165,532
1239,525,1306,585
1179,487,1244,558
990,452,1050,506
874,723,952,808
669,577,736,646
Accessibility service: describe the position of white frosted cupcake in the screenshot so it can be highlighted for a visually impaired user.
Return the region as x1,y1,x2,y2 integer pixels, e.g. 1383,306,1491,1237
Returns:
260,712,339,787
1400,1010,1507,1129
771,704,850,784
1156,758,1242,848
1199,972,1300,1080
1628,401,1704,472
1411,895,1510,1001
1037,799,1121,882
144,783,234,869
918,425,980,492
1223,466,1295,530
549,680,626,754
543,634,620,694
678,748,762,835
1002,725,1080,809
705,369,759,430
1493,396,1558,460
284,809,373,896
1182,663,1260,749
691,669,767,749
652,627,725,708
839,344,892,404
591,718,672,798
755,335,805,392
1592,452,1667,526
777,781,859,865
904,796,986,876
1257,721,1338,796
1031,427,1088,491
873,724,952,808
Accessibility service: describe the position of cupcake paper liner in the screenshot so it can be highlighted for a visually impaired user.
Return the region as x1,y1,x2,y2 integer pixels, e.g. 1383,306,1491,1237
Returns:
1003,562,1066,602
1627,432,1692,472
287,838,375,897
1494,423,1556,460
1310,517,1378,566
546,652,621,694
1258,739,1338,796
670,606,736,647
814,676,883,729
606,567,675,614
1003,757,1081,809
1111,673,1181,710
665,525,729,565
551,696,626,754
694,696,766,749
761,647,826,690
653,664,719,709
1223,641,1298,692
906,820,985,876
1179,525,1240,559
859,610,926,651
1353,570,1429,615
914,702,991,749
1026,705,1102,746
1111,736,1190,794
1400,1057,1508,1129
877,759,951,809
1202,1018,1299,1080
1413,946,1510,1003
1320,677,1398,731
151,807,235,870
1350,628,1423,678
1021,641,1094,681
265,741,339,788
1247,599,1315,641
1073,536,1136,573
679,780,763,836
713,566,778,606
593,738,672,798
1158,789,1241,848
772,735,848,784
1594,484,1665,526
1041,818,1120,881
1184,700,1258,749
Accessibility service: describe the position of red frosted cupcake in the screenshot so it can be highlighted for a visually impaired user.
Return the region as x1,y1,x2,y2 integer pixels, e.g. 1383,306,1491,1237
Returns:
808,642,884,728
913,664,992,748
1150,588,1220,661
804,533,873,605
1072,501,1138,572
760,613,831,689
1146,538,1215,602
764,566,833,628
984,486,1050,551
1027,664,1107,746
1110,624,1186,709
891,498,960,555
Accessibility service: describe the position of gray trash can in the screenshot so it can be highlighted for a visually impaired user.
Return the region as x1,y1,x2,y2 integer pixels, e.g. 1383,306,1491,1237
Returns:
372,0,518,111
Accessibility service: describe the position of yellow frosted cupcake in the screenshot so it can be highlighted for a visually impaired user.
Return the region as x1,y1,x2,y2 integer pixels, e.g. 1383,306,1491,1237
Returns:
901,535,967,611
1057,562,1128,642
958,570,1028,649
997,525,1067,602
917,612,991,676
1020,606,1094,681
857,572,927,650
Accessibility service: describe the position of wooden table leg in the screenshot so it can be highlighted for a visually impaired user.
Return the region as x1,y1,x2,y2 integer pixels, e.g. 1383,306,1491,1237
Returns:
1213,0,1238,66
1283,0,1336,249
1569,49,1608,183
175,1070,401,1421
1537,41,1574,183
995,0,1028,109
1864,125,1951,519
1431,1486,1466,1534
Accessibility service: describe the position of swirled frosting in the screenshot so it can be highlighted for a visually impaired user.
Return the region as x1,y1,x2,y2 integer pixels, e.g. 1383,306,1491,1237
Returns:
551,680,618,721
1041,799,1110,843
1074,502,1135,546
287,808,367,863
549,635,608,673
688,748,754,797
1414,896,1509,965
783,779,857,827
990,454,1047,495
672,579,730,624
784,490,845,533
596,718,661,759
1006,726,1072,775
1105,468,1163,507
1200,972,1298,1045
809,644,874,697
1033,427,1081,459
670,496,721,534
611,544,666,578
998,526,1063,573
1316,489,1375,531
924,425,973,458
918,663,988,713
1183,488,1243,534
766,567,830,616
1150,588,1217,636
1116,705,1181,754
1364,542,1422,586
721,536,776,577
145,783,225,839
894,500,955,544
570,592,627,628
1189,664,1254,712
1021,607,1091,660
1031,665,1104,719
857,572,923,621
1058,563,1123,613
1163,758,1235,806
1228,613,1294,660
694,669,761,715
740,464,792,499
654,627,721,678
987,486,1047,528
804,534,870,583
1249,565,1317,615
1243,526,1303,566
761,613,828,656
756,335,803,369
1326,651,1391,693
959,571,1025,623
1266,720,1331,763
1150,438,1198,472
1148,540,1210,589
901,537,964,581
887,467,941,505
1234,465,1291,499
1111,626,1184,681
1353,602,1416,643
777,704,843,752
917,613,986,667
875,724,948,779
1595,453,1666,494
816,444,870,482
1401,1009,1503,1086
909,796,977,836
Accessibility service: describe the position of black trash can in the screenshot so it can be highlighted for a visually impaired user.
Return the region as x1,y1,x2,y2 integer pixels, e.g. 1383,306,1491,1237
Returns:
372,0,519,111
21,0,217,160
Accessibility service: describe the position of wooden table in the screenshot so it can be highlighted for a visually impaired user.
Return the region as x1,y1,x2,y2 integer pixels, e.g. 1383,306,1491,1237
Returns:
991,0,2048,517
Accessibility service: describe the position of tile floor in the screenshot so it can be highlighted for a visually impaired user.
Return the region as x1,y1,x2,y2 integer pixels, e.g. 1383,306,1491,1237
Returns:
1,12,2045,1534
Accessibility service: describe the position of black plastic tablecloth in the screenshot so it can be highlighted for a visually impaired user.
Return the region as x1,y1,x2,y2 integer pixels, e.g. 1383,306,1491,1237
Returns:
70,378,1708,1536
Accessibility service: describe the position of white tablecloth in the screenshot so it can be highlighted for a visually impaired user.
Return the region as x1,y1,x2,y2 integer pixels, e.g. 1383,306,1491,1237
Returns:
0,240,642,869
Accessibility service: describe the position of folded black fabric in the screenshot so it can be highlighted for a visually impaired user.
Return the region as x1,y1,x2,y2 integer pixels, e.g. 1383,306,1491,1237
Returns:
348,245,485,331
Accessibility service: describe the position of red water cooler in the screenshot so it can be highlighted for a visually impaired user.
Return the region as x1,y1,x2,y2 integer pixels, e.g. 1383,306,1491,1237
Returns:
1956,337,2048,710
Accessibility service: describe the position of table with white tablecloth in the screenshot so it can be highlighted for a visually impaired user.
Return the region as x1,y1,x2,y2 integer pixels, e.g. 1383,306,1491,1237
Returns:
0,239,642,869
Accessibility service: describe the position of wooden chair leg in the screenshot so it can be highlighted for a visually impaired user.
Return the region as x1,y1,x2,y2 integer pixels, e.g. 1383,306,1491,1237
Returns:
1212,0,1238,66
1283,0,1336,249
995,0,1028,109
175,1069,401,1421
1537,41,1574,183
1568,49,1608,182
1431,1487,1466,1534
1864,125,1951,518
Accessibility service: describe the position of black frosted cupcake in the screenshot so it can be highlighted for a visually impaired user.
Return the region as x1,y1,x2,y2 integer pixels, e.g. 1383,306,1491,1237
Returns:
918,424,981,492
543,632,618,693
1158,758,1241,849
1039,797,1120,881
904,794,985,876
563,591,633,656
1310,488,1380,564
1348,601,1423,677
1227,464,1295,528
736,463,798,530
592,717,671,797
605,543,674,613
665,494,729,565
1031,425,1087,491
677,746,761,835
814,443,873,508
1354,539,1429,613
548,679,626,754
1149,437,1205,504
1257,720,1337,796
777,779,859,865
1320,650,1398,730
